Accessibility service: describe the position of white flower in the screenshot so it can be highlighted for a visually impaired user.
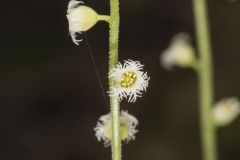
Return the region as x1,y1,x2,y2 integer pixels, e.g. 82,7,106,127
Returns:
160,33,196,69
66,0,99,45
213,97,240,127
94,111,139,147
108,60,150,102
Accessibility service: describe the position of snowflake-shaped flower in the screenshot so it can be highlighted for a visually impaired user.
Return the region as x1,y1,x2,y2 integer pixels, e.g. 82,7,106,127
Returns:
94,110,138,147
109,59,150,102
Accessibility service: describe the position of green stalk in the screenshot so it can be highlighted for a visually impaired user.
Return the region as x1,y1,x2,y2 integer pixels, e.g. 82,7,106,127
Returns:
98,15,111,23
109,0,121,160
193,0,218,160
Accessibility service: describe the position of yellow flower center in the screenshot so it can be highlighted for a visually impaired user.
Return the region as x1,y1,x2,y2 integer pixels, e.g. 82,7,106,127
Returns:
120,71,137,88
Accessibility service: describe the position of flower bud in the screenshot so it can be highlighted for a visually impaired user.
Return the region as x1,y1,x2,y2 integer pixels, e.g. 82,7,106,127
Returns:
160,33,196,70
213,97,240,127
94,111,138,147
67,0,99,45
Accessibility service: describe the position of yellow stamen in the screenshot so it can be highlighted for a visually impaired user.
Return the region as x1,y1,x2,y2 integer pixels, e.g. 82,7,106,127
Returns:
120,71,137,88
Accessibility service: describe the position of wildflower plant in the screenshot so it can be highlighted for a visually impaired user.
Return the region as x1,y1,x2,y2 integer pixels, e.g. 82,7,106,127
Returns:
160,0,240,160
64,0,240,160
66,0,149,160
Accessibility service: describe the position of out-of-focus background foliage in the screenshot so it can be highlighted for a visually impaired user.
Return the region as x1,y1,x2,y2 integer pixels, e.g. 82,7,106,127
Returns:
1,0,240,160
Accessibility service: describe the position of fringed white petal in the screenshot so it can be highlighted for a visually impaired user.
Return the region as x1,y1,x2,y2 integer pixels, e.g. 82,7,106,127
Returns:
67,0,84,13
69,31,82,45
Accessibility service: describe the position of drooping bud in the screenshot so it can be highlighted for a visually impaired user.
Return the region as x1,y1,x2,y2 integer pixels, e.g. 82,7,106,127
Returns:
67,0,99,45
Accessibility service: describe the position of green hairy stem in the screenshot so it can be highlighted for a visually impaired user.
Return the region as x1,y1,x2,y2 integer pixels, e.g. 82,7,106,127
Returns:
108,0,121,160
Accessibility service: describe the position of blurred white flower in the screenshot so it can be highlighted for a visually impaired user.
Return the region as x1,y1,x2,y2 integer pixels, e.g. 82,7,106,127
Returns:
213,97,240,127
94,110,138,147
67,0,99,45
109,60,150,102
160,33,196,69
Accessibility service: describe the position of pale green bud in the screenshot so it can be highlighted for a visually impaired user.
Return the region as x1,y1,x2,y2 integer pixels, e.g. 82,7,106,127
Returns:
213,97,240,127
161,33,196,69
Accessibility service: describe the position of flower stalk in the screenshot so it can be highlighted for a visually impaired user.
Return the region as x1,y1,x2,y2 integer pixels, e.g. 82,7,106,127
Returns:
109,0,121,160
98,15,111,23
193,0,218,160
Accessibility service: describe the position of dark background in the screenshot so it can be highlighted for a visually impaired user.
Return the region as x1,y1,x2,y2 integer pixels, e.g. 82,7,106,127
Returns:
1,0,240,160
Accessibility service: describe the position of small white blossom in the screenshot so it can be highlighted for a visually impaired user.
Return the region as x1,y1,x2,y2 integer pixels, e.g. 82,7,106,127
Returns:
213,97,240,127
94,110,138,147
109,60,150,102
160,33,196,69
66,0,98,45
